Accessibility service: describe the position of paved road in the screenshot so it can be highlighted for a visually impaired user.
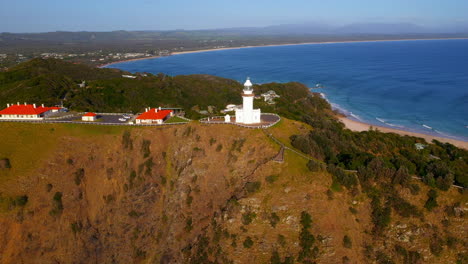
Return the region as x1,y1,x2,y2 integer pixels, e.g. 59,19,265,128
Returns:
59,114,134,124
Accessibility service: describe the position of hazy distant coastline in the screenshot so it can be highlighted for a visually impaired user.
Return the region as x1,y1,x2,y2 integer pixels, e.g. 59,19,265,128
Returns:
101,37,468,67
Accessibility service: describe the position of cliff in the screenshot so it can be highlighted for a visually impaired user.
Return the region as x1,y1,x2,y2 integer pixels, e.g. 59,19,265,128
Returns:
0,120,466,264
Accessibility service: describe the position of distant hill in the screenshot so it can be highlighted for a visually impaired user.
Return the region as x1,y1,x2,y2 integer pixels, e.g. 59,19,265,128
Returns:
1,25,467,55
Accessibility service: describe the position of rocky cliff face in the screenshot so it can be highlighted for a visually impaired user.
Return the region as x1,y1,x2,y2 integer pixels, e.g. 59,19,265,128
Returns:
0,123,275,263
0,121,466,264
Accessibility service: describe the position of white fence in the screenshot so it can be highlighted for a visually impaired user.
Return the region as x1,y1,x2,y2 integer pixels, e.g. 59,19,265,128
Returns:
199,113,281,129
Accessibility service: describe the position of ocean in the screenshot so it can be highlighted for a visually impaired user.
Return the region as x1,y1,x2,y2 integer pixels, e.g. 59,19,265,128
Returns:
105,39,468,141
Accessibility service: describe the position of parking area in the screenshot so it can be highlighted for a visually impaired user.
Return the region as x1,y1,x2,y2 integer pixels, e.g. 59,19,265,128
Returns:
56,113,135,124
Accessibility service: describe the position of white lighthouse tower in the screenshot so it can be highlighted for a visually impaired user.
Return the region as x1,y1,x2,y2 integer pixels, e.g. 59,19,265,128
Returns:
235,77,261,124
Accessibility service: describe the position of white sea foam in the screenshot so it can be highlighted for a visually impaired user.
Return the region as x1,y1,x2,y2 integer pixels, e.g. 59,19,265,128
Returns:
376,117,404,128
376,117,386,123
422,124,433,130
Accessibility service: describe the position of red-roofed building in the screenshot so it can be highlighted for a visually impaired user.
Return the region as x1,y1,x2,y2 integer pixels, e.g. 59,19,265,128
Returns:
135,107,173,124
82,112,97,121
0,103,65,120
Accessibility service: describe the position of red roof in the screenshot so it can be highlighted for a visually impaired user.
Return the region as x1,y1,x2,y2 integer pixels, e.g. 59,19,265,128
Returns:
83,112,97,117
136,109,172,120
0,104,61,115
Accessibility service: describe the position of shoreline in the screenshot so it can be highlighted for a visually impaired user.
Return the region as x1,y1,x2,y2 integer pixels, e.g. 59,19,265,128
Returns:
100,37,468,68
100,39,468,148
338,116,468,150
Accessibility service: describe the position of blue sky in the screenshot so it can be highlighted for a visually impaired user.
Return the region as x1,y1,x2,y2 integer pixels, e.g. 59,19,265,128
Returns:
1,0,467,32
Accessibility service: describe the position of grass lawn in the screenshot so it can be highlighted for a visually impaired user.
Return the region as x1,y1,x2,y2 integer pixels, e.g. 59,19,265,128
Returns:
165,116,189,124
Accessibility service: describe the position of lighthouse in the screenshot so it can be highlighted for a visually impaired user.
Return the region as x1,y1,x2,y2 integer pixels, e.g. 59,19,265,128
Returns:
235,77,261,124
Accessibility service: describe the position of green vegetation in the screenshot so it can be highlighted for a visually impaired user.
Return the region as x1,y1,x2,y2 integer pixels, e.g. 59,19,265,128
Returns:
49,192,63,216
141,139,151,158
165,116,188,123
0,58,244,118
343,235,352,249
73,168,85,185
243,236,254,248
245,181,261,194
269,212,280,228
0,158,11,169
265,174,279,184
241,211,257,225
394,245,421,264
185,217,193,232
0,194,28,211
424,189,439,211
70,221,83,234
298,211,317,262
429,234,444,256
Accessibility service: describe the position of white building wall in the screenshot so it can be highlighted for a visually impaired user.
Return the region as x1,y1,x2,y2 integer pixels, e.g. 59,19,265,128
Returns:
0,114,42,120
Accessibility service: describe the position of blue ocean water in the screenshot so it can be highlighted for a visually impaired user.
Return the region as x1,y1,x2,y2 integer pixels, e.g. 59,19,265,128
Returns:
106,39,468,141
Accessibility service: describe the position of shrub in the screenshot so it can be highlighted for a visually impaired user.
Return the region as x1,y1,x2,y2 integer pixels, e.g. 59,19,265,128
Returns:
429,234,444,256
327,164,357,188
128,210,143,218
122,131,133,150
0,158,11,169
408,183,420,195
209,137,216,146
141,139,151,158
343,235,352,248
71,221,83,234
186,195,193,206
422,173,436,187
390,194,421,218
376,251,395,264
269,212,280,228
393,166,410,186
277,234,286,247
307,159,325,172
66,158,73,165
424,189,438,211
243,236,254,248
436,173,454,191
242,212,257,225
49,192,63,216
245,181,261,194
342,256,350,264
298,211,316,262
266,174,279,184
371,197,391,235
185,217,193,232
74,168,85,185
216,144,223,152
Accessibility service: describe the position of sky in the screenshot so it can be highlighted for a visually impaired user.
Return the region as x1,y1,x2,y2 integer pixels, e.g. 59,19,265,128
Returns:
1,0,467,33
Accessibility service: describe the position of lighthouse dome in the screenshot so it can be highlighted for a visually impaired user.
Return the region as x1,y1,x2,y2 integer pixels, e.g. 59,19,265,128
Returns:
244,78,252,87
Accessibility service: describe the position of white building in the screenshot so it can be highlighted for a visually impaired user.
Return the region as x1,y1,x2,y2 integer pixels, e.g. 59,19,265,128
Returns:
82,112,97,121
135,107,173,124
0,103,64,120
261,90,280,104
235,78,261,124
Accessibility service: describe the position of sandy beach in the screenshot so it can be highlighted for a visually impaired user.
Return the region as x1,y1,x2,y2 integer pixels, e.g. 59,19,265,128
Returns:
339,117,468,149
101,37,468,68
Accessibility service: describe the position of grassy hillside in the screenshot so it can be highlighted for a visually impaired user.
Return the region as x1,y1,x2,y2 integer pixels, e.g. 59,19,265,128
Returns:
0,121,466,264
